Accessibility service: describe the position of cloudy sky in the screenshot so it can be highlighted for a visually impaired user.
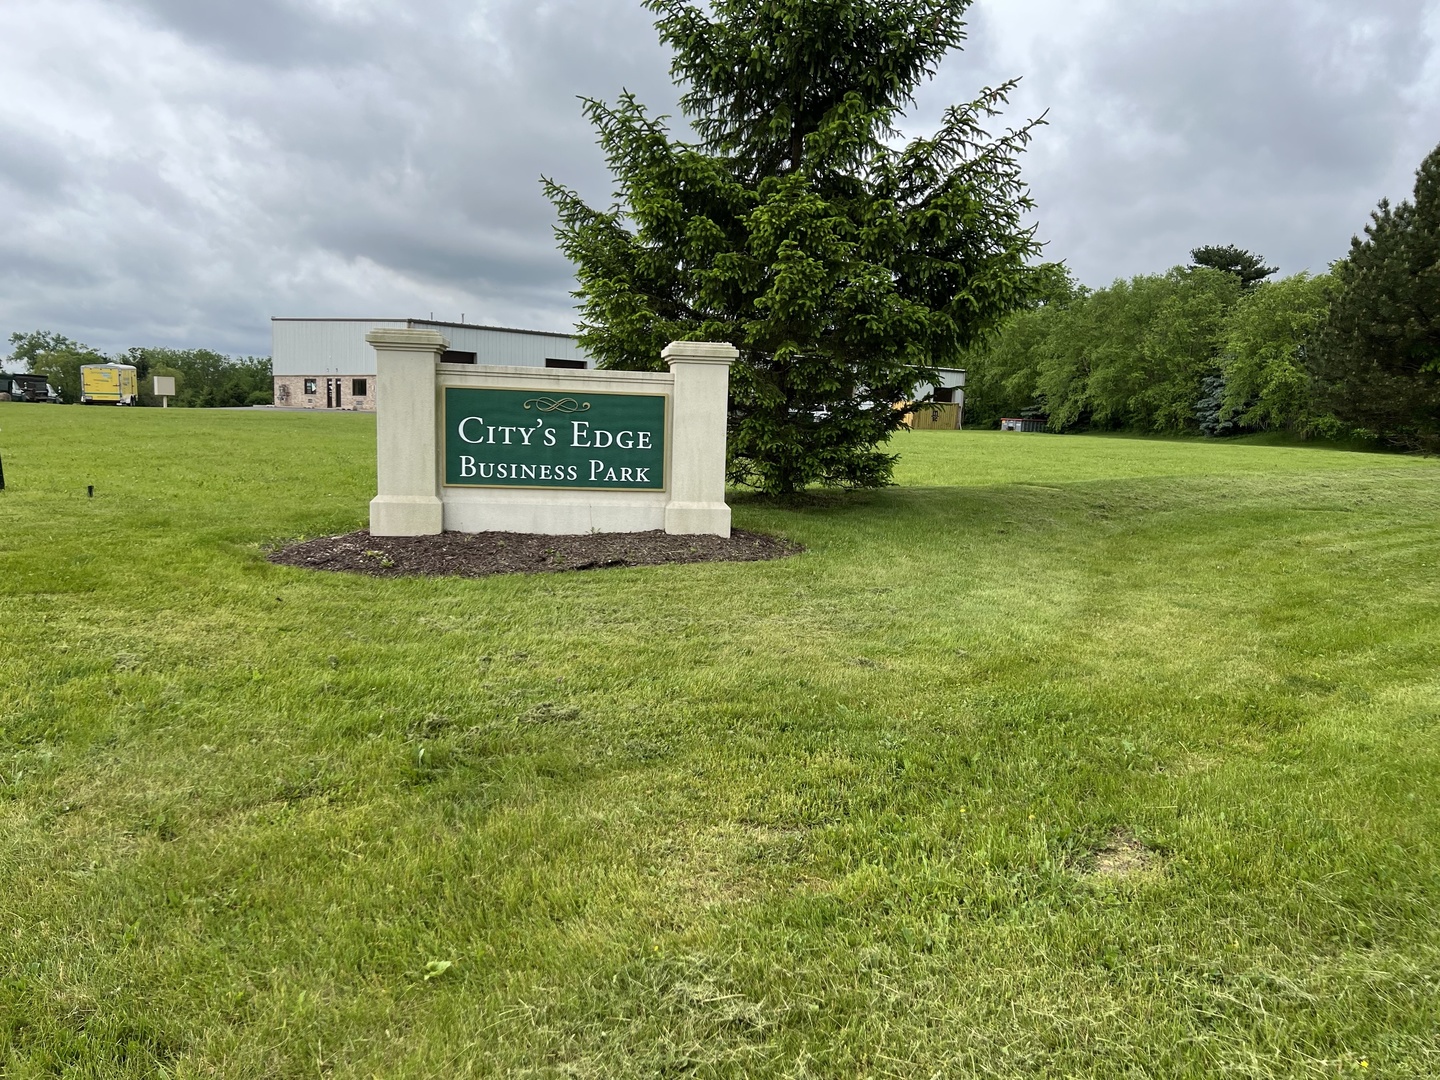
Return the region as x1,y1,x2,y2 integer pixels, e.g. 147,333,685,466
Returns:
1,0,1437,358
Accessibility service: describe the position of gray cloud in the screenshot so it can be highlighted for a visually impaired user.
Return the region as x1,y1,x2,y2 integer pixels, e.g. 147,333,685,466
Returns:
117,0,382,68
924,0,1440,284
1,0,1437,357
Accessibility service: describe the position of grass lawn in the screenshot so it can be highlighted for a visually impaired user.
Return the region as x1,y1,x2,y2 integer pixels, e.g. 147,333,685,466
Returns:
2,404,1439,1078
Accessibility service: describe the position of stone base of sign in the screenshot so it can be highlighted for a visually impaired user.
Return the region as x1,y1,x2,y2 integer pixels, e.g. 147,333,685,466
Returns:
371,494,444,536
664,501,730,536
443,491,669,535
366,330,736,538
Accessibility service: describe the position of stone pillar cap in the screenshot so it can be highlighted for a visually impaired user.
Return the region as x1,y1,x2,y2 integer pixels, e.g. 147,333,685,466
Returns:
662,340,738,366
366,328,449,349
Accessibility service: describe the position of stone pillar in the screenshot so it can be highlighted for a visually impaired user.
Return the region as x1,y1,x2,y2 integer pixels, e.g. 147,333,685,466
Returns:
663,340,736,537
368,328,447,536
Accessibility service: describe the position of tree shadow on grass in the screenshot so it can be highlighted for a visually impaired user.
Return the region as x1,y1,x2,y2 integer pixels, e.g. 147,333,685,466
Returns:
729,488,888,514
731,479,1143,537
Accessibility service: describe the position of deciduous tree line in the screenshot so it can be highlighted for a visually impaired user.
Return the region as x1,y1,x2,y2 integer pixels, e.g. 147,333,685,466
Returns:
4,331,272,408
965,145,1440,453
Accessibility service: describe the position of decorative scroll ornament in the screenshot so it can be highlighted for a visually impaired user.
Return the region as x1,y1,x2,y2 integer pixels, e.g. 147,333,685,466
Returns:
523,397,591,414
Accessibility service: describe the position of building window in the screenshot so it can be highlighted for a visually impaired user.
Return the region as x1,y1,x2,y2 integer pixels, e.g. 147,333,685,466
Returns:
352,379,367,397
545,358,586,369
442,350,477,364
303,378,317,394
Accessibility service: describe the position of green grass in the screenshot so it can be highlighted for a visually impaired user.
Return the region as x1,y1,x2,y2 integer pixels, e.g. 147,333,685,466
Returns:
2,403,1439,1078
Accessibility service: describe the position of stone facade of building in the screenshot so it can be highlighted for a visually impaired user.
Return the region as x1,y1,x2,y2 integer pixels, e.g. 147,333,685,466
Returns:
273,374,377,412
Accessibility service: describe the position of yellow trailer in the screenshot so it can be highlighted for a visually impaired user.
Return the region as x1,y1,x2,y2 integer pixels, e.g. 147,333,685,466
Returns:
80,364,139,405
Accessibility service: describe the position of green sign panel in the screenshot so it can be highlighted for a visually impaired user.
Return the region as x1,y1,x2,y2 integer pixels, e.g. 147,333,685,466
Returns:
443,387,667,490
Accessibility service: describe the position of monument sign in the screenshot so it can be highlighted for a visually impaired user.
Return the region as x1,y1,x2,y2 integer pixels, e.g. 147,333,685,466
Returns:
367,329,735,537
443,387,666,490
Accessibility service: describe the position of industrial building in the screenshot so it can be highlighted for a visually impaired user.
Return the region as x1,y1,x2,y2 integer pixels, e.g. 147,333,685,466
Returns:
908,369,966,429
270,317,965,422
270,318,591,411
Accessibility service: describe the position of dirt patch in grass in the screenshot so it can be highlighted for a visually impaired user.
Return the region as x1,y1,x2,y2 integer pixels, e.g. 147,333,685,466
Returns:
268,528,800,578
1088,830,1162,879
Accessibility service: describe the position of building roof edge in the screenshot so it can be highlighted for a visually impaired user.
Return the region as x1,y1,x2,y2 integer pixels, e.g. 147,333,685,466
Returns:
269,317,579,340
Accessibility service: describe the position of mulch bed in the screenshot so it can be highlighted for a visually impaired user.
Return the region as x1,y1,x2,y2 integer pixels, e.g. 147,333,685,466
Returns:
268,528,801,578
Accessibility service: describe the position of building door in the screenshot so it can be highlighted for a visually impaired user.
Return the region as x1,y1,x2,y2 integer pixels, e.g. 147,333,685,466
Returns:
326,378,343,409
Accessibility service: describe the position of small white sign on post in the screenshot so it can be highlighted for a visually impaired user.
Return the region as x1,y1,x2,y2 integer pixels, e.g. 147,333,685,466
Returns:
366,331,735,538
152,375,175,408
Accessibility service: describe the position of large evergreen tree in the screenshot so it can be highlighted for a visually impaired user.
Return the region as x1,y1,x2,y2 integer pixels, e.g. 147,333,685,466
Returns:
544,0,1041,494
1189,245,1277,290
1314,144,1440,452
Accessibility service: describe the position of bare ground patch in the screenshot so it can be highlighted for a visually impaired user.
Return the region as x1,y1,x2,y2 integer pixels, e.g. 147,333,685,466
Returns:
1087,830,1164,880
267,528,801,578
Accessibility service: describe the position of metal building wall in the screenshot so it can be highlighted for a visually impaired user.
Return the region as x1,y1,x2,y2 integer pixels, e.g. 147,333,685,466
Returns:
271,319,405,376
911,367,967,402
271,318,590,377
410,320,589,367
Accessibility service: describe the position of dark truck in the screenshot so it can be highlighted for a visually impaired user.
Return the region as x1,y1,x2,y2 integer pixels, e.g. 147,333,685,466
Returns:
0,373,62,403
